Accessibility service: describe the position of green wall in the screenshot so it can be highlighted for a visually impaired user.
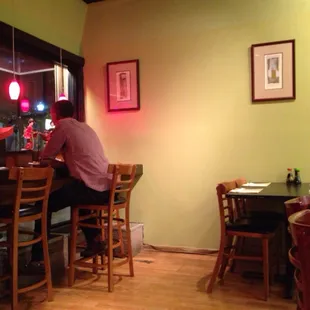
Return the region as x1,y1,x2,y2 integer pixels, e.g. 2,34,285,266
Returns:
83,0,310,249
0,0,87,55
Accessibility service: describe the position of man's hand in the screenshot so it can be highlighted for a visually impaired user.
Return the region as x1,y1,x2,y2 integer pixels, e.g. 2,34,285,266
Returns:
40,158,66,169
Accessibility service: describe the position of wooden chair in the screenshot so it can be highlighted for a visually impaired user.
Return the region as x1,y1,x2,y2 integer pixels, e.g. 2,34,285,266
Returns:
0,167,54,309
234,178,247,218
68,164,136,292
285,196,310,219
285,196,310,309
288,209,310,309
234,178,284,221
232,178,282,275
207,181,278,300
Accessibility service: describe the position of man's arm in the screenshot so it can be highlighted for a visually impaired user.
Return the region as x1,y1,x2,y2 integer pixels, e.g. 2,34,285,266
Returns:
40,126,66,160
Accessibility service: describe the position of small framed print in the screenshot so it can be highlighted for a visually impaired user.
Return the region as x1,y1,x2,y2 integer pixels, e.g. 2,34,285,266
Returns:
251,40,295,102
106,59,140,111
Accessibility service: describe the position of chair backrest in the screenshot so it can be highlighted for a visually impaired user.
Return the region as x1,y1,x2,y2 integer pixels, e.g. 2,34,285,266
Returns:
289,209,310,309
216,181,237,236
285,196,310,219
9,167,54,220
234,178,247,216
235,178,246,188
108,164,136,209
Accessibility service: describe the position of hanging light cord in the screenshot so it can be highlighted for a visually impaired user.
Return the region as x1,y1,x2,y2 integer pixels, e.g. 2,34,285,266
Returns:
60,48,64,93
12,26,16,79
12,0,16,79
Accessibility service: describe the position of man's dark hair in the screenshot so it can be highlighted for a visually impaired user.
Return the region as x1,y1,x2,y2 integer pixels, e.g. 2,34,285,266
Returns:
52,100,74,119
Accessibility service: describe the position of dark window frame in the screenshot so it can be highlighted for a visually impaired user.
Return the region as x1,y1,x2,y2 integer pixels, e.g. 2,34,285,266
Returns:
0,21,85,121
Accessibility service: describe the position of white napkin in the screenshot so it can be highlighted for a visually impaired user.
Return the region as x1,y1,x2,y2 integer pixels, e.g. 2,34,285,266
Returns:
242,182,271,187
229,188,263,194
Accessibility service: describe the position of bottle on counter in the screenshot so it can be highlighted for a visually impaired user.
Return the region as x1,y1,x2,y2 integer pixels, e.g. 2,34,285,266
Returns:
286,168,294,184
294,168,302,185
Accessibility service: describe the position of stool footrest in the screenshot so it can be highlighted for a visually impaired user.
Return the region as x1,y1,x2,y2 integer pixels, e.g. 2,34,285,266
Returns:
18,279,47,294
73,257,129,269
19,236,42,247
0,274,10,282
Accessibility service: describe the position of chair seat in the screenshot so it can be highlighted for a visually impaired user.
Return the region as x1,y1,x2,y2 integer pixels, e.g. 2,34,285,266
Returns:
0,204,41,218
114,197,126,205
78,197,126,209
242,211,284,221
226,218,278,234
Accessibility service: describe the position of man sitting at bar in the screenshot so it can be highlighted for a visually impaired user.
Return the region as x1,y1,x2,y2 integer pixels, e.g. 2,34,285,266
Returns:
31,99,112,264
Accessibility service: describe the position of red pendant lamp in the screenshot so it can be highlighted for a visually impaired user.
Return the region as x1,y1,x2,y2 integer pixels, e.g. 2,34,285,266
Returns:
9,26,20,100
9,80,20,100
58,93,67,101
58,48,67,101
20,98,30,113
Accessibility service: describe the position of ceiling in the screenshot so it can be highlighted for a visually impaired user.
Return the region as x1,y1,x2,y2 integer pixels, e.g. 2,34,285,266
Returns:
0,46,54,75
83,0,105,4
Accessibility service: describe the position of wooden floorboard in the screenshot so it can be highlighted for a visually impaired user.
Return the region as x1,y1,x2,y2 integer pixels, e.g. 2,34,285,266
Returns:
0,250,295,309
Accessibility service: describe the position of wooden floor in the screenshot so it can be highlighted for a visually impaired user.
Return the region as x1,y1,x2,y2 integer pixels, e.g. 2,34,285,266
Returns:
1,250,295,310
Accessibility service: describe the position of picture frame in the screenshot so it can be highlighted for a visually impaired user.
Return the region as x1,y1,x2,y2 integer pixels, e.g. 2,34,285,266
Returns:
251,40,295,102
106,59,140,112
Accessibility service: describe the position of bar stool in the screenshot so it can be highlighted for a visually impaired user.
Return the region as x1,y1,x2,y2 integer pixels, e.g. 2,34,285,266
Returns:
207,180,278,300
0,167,54,309
68,164,136,292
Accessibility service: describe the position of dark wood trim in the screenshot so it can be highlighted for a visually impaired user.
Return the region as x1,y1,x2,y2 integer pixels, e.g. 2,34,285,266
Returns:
83,0,104,3
143,244,218,255
0,21,85,122
251,39,295,102
0,21,84,69
106,59,140,112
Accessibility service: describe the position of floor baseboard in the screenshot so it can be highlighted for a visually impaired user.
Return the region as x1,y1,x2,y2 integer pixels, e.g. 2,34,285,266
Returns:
143,244,218,255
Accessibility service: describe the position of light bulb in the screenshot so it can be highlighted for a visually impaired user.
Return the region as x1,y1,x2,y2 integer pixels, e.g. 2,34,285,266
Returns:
9,80,20,100
36,102,45,112
58,93,67,101
20,98,30,113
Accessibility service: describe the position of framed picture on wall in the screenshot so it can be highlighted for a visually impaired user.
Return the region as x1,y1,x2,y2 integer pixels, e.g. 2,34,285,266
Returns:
106,59,140,112
251,40,295,102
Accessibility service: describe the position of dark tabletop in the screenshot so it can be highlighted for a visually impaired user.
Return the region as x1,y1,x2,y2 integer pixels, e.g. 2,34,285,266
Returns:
0,164,144,207
226,182,310,199
0,167,72,207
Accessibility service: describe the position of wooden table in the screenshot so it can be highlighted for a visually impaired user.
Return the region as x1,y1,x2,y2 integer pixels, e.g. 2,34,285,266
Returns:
227,182,308,299
227,182,310,200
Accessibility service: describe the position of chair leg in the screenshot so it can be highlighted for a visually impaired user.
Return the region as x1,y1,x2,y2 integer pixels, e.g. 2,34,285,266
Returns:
41,214,53,302
116,210,125,258
108,209,114,292
11,224,18,310
230,236,244,273
93,255,98,274
125,208,134,277
68,207,78,287
207,239,225,294
262,238,269,301
7,225,12,271
99,211,105,270
218,236,233,279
